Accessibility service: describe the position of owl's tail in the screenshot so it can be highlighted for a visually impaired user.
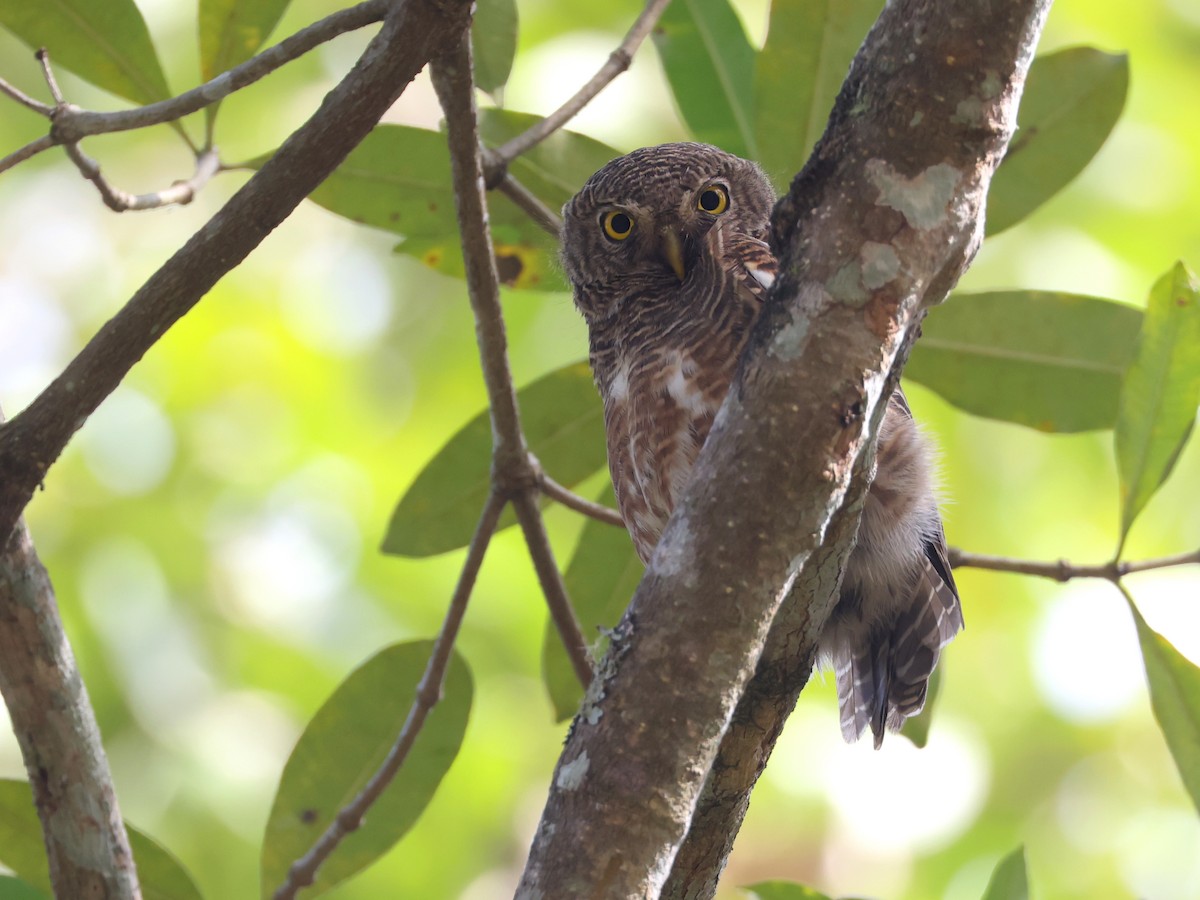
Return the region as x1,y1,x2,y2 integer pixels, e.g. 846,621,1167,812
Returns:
834,557,963,749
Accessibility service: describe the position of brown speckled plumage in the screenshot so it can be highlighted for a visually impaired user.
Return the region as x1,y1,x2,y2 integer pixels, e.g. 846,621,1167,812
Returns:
562,143,962,748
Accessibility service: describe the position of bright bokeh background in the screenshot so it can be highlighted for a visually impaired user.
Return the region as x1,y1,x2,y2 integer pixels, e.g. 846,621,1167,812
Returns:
1,0,1198,898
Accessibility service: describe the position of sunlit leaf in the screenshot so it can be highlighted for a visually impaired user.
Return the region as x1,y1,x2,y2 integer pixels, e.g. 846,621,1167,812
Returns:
479,109,621,291
0,0,171,105
265,118,614,292
987,48,1128,235
1115,263,1200,523
1114,263,1200,546
653,0,758,158
284,125,458,240
753,0,881,189
0,876,45,900
1128,598,1200,816
982,846,1029,900
0,780,202,900
383,362,607,557
199,0,292,130
543,485,641,720
261,642,472,898
743,881,833,900
905,290,1142,432
473,0,517,97
900,664,942,749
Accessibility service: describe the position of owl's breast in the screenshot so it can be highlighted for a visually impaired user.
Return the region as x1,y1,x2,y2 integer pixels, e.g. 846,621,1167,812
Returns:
596,336,737,562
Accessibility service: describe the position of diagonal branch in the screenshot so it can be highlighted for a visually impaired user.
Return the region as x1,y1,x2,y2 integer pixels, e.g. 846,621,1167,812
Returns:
272,490,505,900
520,0,1052,895
1,409,140,900
485,0,672,177
0,0,473,544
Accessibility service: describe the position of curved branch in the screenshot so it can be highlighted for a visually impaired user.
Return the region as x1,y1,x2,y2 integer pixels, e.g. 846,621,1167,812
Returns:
272,490,505,900
0,0,473,543
2,0,387,150
63,145,221,211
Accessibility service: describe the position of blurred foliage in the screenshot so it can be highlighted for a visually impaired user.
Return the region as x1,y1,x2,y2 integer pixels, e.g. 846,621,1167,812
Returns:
1,0,1199,898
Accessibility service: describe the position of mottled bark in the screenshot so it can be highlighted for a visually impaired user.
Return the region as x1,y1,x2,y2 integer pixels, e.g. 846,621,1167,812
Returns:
519,1,1052,897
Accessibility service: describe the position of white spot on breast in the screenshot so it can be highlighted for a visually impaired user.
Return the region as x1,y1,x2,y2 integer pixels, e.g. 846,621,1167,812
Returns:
748,264,775,290
609,360,630,401
665,356,708,416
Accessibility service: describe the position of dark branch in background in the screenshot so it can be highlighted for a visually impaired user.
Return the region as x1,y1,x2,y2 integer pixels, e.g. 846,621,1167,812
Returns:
273,491,505,900
0,0,389,176
949,547,1200,582
519,0,1052,894
494,171,562,235
483,0,672,181
0,0,473,547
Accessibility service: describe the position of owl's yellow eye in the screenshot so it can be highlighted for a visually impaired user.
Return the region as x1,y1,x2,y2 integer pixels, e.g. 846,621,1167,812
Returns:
697,185,729,214
602,210,635,241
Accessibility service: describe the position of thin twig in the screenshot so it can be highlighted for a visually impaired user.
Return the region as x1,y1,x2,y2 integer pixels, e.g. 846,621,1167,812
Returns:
947,547,1200,582
0,75,53,116
0,134,55,174
273,491,506,900
63,145,221,211
495,171,562,235
8,1,387,151
34,49,65,104
540,473,624,527
514,489,595,687
487,0,672,171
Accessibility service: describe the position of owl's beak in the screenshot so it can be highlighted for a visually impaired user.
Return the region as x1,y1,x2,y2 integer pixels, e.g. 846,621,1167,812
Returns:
658,229,687,281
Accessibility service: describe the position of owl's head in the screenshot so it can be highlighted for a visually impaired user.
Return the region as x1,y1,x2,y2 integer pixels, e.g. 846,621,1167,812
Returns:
561,142,775,322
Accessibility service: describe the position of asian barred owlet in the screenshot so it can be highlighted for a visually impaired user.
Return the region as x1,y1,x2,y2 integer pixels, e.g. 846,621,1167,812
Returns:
561,142,963,748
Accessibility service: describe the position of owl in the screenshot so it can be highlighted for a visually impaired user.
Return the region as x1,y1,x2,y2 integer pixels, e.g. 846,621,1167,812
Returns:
560,142,963,748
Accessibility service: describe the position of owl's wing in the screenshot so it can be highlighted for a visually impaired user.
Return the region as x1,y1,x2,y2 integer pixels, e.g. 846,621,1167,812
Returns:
727,234,777,303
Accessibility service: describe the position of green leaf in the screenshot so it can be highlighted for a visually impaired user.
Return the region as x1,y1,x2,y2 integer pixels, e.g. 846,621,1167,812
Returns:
0,876,46,900
652,0,758,158
743,881,833,900
543,486,642,720
266,119,615,292
753,0,882,189
1115,263,1200,546
261,642,472,898
1128,598,1200,816
472,0,517,97
982,846,1029,900
0,0,171,105
905,290,1143,432
478,109,621,291
384,362,608,557
0,779,202,900
987,48,1128,235
199,0,292,130
900,664,942,749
